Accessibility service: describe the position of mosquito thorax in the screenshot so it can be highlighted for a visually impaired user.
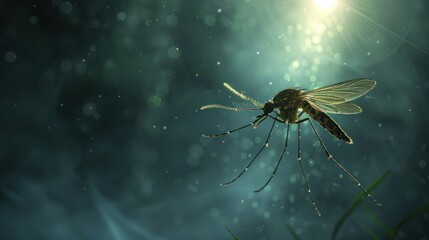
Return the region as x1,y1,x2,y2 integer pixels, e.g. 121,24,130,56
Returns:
273,89,302,105
263,101,274,115
271,89,302,123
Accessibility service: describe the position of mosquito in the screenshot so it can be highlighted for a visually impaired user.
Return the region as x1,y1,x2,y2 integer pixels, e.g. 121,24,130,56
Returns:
200,78,379,216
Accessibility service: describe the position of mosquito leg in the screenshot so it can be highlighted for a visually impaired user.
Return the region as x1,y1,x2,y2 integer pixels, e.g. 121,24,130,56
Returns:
297,110,305,120
295,116,310,160
254,123,290,193
307,118,381,206
203,115,267,138
267,115,285,123
253,115,268,128
221,120,276,186
297,121,321,216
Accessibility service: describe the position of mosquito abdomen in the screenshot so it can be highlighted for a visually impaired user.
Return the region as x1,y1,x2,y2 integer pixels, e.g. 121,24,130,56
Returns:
302,101,352,143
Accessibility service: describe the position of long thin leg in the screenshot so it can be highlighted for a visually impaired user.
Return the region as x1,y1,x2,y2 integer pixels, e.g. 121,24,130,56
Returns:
253,115,267,128
268,114,285,123
254,123,290,193
297,121,321,216
221,120,276,186
203,115,267,138
307,118,381,206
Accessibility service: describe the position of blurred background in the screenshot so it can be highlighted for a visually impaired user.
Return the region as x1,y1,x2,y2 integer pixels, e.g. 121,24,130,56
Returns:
1,0,429,239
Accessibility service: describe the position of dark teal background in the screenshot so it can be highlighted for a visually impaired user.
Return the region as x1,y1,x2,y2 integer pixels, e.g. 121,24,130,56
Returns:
1,0,429,239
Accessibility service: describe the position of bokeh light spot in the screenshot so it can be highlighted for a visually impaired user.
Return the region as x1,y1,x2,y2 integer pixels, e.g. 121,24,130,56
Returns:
29,16,38,24
263,212,270,218
204,15,216,26
168,47,180,59
104,60,116,69
60,60,73,72
59,1,73,14
117,12,127,21
312,36,321,44
166,15,178,26
240,138,252,150
75,62,87,74
291,60,300,69
4,51,17,63
209,208,220,218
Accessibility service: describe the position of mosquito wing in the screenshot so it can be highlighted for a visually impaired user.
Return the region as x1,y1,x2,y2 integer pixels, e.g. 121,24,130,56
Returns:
302,78,376,104
301,78,375,114
306,100,363,114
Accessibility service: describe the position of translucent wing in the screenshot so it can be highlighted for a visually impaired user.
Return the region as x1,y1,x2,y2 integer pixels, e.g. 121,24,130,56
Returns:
223,83,264,108
306,100,362,114
302,78,376,104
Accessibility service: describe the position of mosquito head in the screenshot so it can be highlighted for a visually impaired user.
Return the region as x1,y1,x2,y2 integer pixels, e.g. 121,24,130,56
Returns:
262,101,274,115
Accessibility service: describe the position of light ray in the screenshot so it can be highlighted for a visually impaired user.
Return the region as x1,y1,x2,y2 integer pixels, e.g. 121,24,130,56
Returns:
346,4,429,56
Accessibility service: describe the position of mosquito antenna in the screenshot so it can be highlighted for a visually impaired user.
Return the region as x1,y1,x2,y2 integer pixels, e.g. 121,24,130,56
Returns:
231,101,260,110
223,83,264,108
203,115,267,138
200,104,260,111
297,121,321,216
307,118,381,206
254,123,290,193
221,120,276,186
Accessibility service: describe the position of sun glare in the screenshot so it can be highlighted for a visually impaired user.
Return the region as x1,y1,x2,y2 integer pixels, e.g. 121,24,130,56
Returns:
315,0,337,11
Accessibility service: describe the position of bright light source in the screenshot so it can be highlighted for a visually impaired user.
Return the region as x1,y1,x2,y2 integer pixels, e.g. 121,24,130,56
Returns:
315,0,337,10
